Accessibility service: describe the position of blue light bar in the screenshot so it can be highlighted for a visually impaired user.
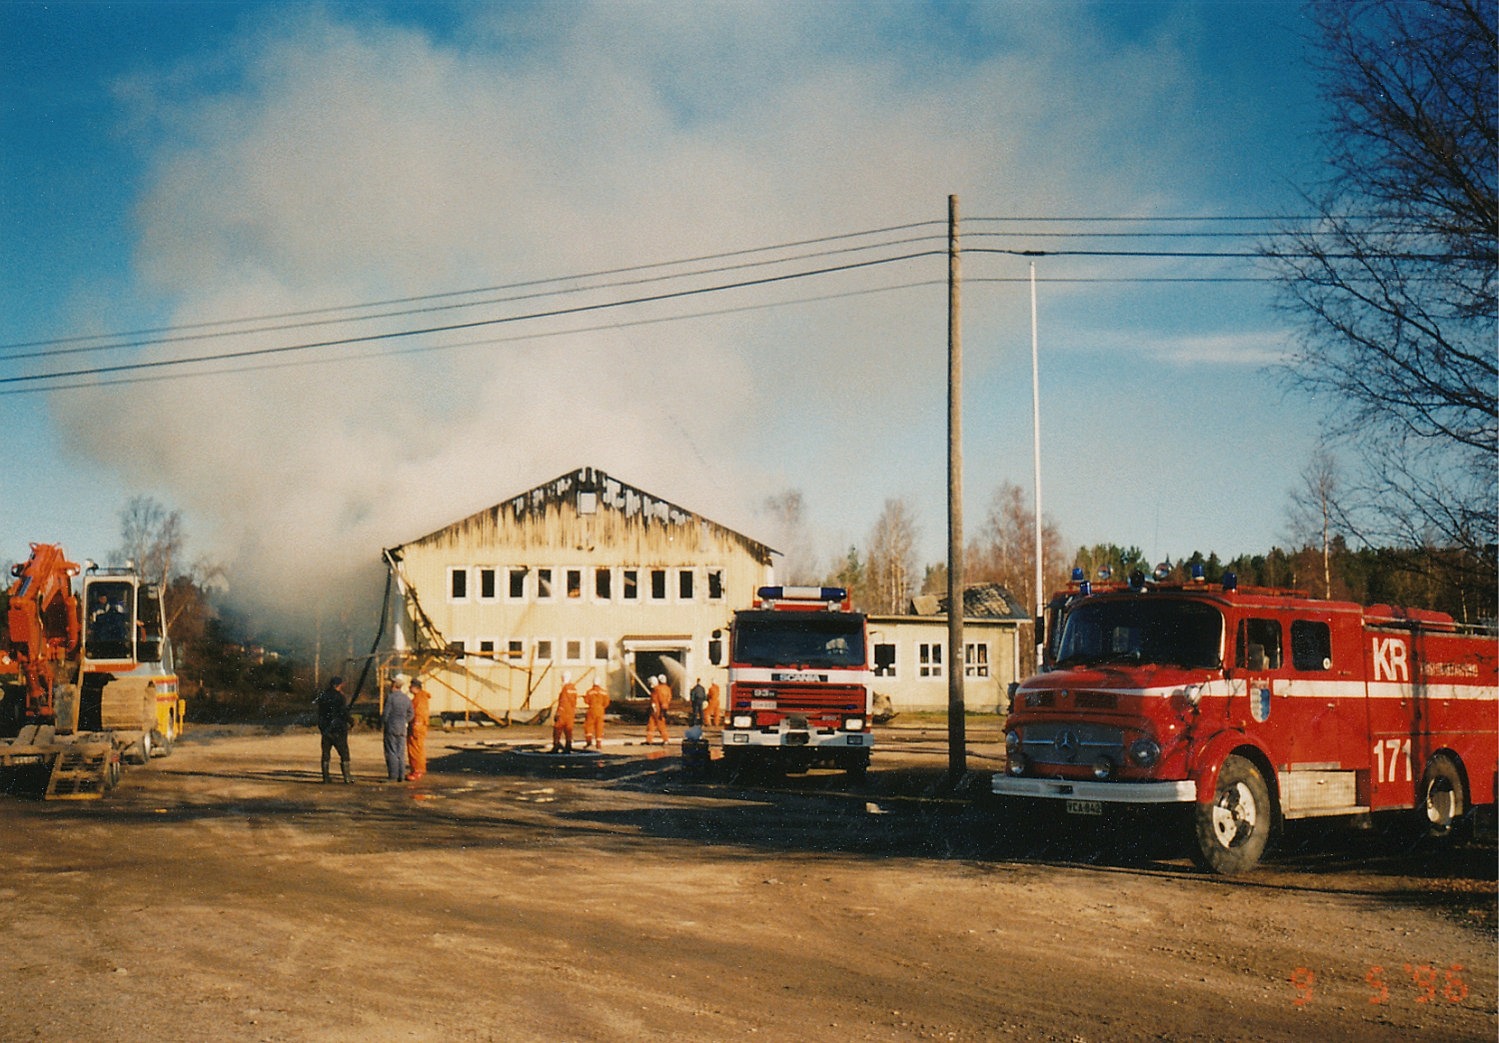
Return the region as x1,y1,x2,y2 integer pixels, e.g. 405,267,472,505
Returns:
758,586,847,602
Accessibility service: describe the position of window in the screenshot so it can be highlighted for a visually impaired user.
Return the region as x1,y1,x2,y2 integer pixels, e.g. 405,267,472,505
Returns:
964,642,989,678
622,569,639,601
448,567,469,602
506,639,524,660
707,569,724,600
565,639,584,663
478,567,497,601
593,639,611,662
678,569,694,600
919,642,944,678
507,567,527,600
1291,620,1332,671
535,639,553,661
449,638,467,663
477,638,497,659
650,569,668,600
566,568,582,599
595,568,612,600
873,642,897,678
536,568,554,601
1237,618,1282,670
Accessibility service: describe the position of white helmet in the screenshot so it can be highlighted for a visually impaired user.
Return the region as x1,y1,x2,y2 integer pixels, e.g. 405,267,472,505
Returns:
561,672,572,684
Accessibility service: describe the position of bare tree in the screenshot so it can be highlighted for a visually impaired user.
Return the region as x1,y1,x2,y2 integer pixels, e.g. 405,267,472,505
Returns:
865,498,920,614
969,482,1069,614
1266,0,1497,574
116,495,185,586
1286,445,1350,598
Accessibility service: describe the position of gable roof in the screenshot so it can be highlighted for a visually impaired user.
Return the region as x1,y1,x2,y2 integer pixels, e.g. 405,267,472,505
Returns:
390,465,776,563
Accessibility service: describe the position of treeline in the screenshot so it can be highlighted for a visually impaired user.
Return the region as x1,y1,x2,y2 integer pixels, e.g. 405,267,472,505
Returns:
797,488,1494,628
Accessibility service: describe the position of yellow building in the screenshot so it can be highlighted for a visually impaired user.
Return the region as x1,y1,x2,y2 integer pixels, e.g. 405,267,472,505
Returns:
382,466,774,721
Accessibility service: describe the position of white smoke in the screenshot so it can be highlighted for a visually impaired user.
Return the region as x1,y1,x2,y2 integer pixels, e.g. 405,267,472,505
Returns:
48,4,1237,622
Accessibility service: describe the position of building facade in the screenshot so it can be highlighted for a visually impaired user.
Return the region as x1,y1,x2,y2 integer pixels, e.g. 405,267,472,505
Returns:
865,616,1023,715
383,467,775,721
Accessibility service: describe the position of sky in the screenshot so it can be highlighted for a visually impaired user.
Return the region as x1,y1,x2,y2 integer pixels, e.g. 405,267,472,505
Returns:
0,0,1335,623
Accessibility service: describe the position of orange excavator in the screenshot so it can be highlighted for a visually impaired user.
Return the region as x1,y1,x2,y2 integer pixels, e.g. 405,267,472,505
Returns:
1,542,183,798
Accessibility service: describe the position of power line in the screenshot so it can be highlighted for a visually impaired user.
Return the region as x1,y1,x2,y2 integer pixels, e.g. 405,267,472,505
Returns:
0,233,949,365
5,215,1448,389
1,269,1286,397
0,219,944,353
0,250,941,388
1,212,1390,356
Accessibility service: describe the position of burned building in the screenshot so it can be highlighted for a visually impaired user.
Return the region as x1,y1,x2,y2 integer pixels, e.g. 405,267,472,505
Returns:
382,466,775,721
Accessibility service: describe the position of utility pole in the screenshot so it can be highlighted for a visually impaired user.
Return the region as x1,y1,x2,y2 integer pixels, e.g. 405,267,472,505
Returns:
1030,262,1044,665
947,195,966,782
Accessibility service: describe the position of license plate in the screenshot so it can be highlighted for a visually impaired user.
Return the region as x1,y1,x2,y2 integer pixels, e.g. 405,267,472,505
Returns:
1065,799,1102,816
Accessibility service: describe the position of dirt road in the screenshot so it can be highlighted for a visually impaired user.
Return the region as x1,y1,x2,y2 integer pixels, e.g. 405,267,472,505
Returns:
0,723,1492,1042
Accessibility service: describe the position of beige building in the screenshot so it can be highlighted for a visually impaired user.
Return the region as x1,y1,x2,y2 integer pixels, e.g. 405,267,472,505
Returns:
867,585,1029,715
382,466,774,721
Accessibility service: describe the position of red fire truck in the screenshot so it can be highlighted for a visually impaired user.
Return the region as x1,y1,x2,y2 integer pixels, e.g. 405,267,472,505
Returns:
722,586,872,777
992,568,1498,873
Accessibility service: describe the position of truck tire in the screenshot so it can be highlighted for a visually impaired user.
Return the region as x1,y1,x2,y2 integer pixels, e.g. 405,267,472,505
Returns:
149,728,173,758
126,731,152,765
1419,755,1465,837
1192,755,1272,874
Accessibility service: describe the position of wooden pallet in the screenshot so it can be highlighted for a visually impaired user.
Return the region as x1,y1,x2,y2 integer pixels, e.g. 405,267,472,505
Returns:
44,742,115,800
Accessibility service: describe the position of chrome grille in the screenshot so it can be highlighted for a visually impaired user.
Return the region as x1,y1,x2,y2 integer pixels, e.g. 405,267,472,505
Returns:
1019,722,1123,766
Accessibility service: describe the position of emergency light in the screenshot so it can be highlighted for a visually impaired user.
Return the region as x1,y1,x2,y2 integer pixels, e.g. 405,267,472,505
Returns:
757,586,847,602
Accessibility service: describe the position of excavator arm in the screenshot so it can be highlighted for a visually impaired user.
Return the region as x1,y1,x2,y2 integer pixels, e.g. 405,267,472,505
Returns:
2,543,82,723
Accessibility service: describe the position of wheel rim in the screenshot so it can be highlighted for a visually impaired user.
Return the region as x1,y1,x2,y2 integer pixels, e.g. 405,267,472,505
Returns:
1211,782,1257,847
1426,781,1457,826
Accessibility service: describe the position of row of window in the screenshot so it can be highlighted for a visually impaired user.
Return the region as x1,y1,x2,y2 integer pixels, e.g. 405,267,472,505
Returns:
448,565,726,605
873,640,991,680
1237,617,1333,672
445,636,993,681
452,637,614,665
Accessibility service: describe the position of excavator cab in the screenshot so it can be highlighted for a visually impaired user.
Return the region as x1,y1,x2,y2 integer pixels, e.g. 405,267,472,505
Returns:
82,578,137,664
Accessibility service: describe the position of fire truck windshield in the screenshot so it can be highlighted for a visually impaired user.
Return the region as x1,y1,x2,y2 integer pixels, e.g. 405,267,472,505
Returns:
1054,597,1223,669
733,613,867,668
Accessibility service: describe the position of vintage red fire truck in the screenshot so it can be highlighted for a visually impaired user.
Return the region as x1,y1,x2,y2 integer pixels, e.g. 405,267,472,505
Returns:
992,568,1498,873
722,585,872,777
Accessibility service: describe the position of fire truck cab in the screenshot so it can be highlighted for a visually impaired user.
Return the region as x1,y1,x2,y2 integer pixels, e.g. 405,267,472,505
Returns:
722,586,873,777
993,569,1498,873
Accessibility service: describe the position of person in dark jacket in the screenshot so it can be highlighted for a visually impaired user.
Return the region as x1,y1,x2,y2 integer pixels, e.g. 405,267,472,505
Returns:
382,674,416,782
315,676,353,783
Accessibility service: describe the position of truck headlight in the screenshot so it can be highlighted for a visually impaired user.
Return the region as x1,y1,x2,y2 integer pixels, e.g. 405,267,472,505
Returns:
1092,756,1115,780
1004,730,1021,755
842,716,865,732
1128,737,1161,768
730,713,754,729
1007,752,1028,776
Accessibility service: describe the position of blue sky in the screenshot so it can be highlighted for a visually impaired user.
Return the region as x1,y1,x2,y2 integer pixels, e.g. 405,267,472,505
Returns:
1,0,1332,614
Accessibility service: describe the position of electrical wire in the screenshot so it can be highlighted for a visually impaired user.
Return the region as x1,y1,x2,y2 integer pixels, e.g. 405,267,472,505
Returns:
3,213,1451,393
0,250,942,388
0,212,1399,357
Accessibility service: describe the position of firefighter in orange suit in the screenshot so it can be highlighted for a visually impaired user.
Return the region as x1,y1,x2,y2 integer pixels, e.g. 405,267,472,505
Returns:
647,676,672,745
583,680,610,749
551,674,579,753
406,677,431,780
706,681,722,728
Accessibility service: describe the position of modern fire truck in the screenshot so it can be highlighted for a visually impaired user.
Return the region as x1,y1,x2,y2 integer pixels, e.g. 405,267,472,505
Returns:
992,568,1498,873
0,543,183,798
722,586,873,777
